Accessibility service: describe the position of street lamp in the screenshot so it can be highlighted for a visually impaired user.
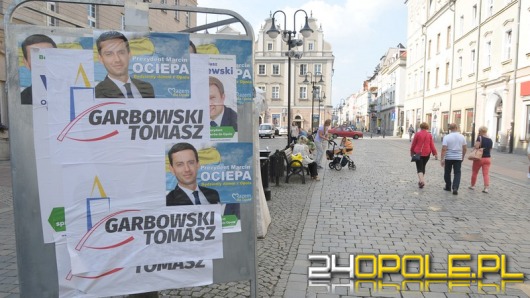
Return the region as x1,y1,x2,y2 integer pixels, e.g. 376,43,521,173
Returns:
303,72,323,133
267,9,313,147
319,91,326,128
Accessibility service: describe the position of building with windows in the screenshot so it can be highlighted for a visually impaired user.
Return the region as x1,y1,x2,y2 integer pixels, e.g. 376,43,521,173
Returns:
0,0,197,127
405,0,530,154
254,14,334,132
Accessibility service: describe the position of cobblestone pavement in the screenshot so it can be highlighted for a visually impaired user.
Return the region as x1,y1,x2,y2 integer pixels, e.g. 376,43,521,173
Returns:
1,137,530,298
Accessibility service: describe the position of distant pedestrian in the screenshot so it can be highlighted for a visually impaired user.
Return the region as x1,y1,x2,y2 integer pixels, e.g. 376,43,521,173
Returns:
290,122,299,144
410,122,438,189
440,123,467,195
408,124,415,142
527,143,530,179
468,126,493,193
314,119,331,169
399,126,404,137
377,126,381,134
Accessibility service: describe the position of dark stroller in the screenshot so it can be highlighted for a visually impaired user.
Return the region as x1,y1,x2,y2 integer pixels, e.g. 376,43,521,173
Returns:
325,140,356,171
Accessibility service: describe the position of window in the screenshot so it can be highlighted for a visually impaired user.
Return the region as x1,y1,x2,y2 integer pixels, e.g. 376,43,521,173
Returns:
485,41,491,67
442,112,449,133
47,2,57,26
308,42,314,51
426,71,431,90
428,40,432,59
267,43,273,51
272,86,280,100
174,0,180,20
445,62,450,85
436,33,440,53
258,64,266,75
465,109,474,133
472,4,478,25
504,30,512,60
314,64,322,74
272,64,280,75
161,0,167,12
185,11,190,27
87,4,96,28
458,15,464,36
446,26,451,48
453,110,462,130
419,70,424,90
487,0,493,17
257,86,266,92
470,49,476,73
458,56,463,78
121,14,125,30
299,64,307,75
435,67,439,87
299,86,307,99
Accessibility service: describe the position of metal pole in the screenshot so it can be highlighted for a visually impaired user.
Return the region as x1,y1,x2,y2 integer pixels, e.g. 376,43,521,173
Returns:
287,54,292,148
311,84,315,133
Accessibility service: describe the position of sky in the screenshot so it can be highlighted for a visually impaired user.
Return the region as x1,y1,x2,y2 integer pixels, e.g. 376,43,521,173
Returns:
198,0,408,107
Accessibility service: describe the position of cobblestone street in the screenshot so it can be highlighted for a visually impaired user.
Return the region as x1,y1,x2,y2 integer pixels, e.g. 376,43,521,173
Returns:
1,137,530,297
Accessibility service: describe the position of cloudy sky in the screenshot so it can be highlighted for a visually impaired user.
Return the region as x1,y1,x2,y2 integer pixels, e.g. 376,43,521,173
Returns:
198,0,408,107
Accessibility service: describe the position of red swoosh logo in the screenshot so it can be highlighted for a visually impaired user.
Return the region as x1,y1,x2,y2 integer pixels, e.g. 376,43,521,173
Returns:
75,209,139,251
57,101,124,142
66,268,123,280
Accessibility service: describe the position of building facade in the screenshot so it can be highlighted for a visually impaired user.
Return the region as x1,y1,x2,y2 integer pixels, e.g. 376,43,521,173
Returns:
405,0,530,154
254,14,335,133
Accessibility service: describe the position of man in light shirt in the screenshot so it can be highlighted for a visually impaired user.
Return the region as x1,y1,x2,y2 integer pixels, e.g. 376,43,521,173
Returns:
440,123,467,195
95,31,154,98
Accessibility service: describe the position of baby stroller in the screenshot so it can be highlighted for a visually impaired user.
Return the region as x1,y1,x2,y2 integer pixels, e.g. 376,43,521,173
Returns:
325,140,356,171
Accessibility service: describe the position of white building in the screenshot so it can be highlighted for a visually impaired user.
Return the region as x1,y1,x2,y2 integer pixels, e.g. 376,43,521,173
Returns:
254,13,335,133
405,0,530,154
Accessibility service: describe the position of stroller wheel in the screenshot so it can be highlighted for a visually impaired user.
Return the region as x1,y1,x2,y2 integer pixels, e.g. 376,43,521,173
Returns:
334,163,342,171
349,161,355,170
328,162,335,169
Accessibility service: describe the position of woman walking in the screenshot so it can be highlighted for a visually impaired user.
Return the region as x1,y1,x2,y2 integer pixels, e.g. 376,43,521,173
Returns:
410,122,438,188
468,126,493,193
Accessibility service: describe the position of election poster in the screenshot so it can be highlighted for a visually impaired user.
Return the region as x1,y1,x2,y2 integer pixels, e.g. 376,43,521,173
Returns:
94,31,191,99
208,55,238,141
56,240,213,297
191,36,253,104
27,29,252,294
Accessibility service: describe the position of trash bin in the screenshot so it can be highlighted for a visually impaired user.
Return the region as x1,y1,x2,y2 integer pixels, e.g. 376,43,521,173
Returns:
259,150,271,200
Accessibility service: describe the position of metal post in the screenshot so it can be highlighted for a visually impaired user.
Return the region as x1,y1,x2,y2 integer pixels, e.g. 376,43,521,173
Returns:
311,84,315,133
287,54,292,148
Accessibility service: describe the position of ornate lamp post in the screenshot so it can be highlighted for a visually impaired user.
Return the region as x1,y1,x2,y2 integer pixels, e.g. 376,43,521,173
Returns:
303,72,323,133
267,9,313,147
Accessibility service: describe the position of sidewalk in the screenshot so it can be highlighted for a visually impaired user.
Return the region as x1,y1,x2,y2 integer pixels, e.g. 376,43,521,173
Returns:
1,138,530,297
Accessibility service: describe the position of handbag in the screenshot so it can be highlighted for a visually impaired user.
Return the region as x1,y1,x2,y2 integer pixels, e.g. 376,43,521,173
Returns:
411,135,425,162
467,136,484,160
291,153,303,167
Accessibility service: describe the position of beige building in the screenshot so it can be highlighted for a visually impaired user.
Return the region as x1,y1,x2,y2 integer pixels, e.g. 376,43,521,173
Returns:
254,14,334,133
0,0,197,127
405,0,530,154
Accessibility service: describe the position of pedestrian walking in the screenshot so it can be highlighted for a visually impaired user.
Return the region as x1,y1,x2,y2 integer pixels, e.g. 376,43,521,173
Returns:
293,136,319,181
410,122,438,188
290,122,299,144
440,123,467,195
468,126,493,193
314,119,331,169
408,124,415,142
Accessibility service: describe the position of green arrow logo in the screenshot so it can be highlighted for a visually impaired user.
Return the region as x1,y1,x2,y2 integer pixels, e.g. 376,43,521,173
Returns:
48,207,66,232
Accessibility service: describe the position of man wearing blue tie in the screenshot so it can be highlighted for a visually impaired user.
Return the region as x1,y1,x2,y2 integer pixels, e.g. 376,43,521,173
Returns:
166,142,220,206
95,31,154,99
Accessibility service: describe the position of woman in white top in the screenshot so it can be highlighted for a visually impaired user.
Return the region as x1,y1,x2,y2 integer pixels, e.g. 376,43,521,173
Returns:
293,136,319,180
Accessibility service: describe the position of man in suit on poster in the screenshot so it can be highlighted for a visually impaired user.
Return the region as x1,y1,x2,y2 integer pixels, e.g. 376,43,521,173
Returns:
166,142,220,206
209,76,238,131
95,31,155,98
